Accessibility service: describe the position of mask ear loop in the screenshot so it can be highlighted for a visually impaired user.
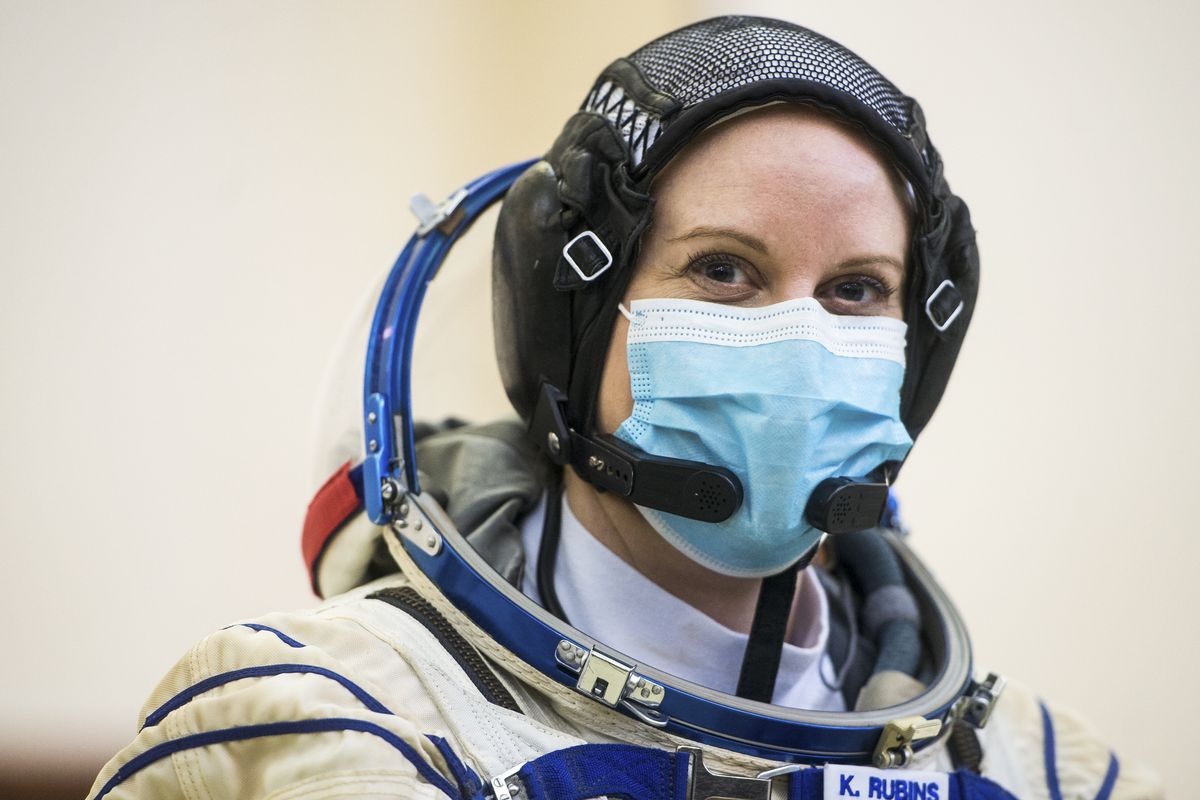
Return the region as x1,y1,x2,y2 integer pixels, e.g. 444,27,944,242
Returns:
617,302,635,322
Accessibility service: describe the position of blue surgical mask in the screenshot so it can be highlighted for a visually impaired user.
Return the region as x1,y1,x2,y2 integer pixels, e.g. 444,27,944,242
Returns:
612,297,913,577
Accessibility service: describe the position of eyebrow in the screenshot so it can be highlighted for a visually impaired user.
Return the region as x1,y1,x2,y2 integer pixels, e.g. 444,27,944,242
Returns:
666,226,905,272
838,254,906,273
666,226,769,254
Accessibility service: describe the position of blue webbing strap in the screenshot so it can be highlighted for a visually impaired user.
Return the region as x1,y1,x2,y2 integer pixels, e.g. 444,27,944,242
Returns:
953,770,1022,800
788,767,824,798
96,718,1024,800
506,745,1019,800
513,744,688,800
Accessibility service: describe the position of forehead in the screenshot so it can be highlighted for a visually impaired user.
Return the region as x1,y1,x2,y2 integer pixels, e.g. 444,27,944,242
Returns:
649,105,913,248
658,104,906,198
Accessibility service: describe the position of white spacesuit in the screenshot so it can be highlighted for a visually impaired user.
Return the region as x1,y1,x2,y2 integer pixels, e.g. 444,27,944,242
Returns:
90,16,1161,800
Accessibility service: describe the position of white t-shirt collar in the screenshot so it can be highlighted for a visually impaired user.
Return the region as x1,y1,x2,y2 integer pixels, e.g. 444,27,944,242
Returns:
519,491,845,711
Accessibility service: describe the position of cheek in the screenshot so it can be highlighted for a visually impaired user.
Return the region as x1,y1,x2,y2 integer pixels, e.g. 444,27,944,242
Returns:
596,313,633,434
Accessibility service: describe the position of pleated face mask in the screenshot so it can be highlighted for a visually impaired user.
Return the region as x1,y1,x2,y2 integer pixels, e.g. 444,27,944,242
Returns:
612,297,914,577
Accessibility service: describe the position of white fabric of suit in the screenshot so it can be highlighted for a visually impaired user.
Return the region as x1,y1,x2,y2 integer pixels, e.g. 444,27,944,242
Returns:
88,511,1162,800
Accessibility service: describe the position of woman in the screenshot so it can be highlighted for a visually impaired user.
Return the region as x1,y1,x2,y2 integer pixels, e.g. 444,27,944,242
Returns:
89,16,1160,800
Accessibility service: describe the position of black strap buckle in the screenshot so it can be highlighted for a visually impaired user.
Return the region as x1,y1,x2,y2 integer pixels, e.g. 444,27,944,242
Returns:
681,747,773,800
562,230,613,281
924,279,964,332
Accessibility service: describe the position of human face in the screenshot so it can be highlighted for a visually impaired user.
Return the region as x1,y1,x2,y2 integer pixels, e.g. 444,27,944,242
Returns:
596,105,913,435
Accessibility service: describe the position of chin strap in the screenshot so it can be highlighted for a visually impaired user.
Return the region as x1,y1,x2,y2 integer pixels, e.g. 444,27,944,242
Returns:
735,524,925,706
734,549,817,703
536,467,570,622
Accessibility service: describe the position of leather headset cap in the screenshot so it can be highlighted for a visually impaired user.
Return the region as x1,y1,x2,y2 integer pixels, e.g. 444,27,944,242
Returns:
493,15,978,452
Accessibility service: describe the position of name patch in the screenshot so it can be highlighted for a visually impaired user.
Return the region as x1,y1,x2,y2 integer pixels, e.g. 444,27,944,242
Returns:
824,764,949,800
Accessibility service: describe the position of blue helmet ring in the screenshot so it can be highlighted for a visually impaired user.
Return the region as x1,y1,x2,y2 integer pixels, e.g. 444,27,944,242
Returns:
360,163,977,766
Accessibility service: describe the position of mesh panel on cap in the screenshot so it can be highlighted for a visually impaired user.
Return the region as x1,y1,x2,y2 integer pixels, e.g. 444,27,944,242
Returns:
634,16,911,132
583,16,913,168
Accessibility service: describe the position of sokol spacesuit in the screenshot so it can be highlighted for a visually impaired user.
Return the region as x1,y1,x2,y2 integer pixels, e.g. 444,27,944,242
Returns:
89,16,1160,800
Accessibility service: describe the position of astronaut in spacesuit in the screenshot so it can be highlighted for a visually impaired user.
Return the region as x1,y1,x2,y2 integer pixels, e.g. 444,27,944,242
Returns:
89,16,1160,800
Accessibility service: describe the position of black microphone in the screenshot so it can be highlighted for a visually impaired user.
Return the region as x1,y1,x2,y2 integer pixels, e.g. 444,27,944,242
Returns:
570,433,742,523
530,383,743,523
805,475,891,534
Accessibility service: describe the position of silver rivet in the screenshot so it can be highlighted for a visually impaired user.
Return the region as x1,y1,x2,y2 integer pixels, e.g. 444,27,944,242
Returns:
368,439,379,452
396,519,408,529
380,480,398,502
367,411,377,424
399,503,409,516
558,641,571,653
425,535,436,548
413,519,423,531
652,685,662,695
547,432,561,456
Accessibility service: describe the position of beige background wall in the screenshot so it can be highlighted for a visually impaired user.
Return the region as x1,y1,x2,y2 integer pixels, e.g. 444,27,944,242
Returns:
1,1,1194,796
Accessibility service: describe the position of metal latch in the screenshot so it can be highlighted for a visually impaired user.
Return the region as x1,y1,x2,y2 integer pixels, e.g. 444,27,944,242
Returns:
387,495,442,556
489,763,524,800
872,715,942,769
410,188,468,237
959,672,1006,729
681,747,771,800
556,640,667,725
